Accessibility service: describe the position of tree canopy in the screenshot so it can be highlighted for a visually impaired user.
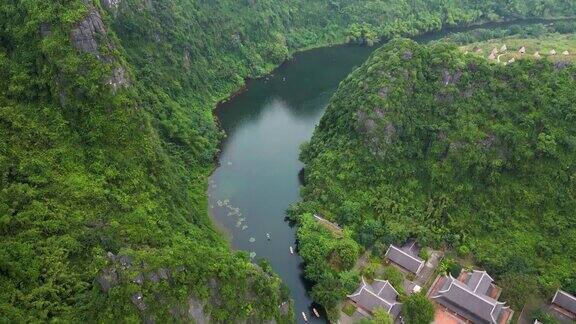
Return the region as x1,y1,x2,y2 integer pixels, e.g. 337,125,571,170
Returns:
1,0,575,321
295,38,576,313
401,293,435,324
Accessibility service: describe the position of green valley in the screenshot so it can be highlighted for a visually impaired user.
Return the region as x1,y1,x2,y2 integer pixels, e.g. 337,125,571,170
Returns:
293,35,576,320
1,0,575,322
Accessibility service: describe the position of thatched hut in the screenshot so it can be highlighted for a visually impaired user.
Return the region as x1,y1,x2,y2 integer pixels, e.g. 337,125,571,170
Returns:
519,46,526,54
534,51,541,59
550,49,557,55
562,50,570,56
488,52,496,60
500,44,507,52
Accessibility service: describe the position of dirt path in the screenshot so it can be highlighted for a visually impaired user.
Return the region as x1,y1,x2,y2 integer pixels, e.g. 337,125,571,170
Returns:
313,214,343,237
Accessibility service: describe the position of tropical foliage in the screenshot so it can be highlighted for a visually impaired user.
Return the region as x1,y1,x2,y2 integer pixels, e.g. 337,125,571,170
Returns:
295,38,576,314
1,0,574,321
401,293,435,324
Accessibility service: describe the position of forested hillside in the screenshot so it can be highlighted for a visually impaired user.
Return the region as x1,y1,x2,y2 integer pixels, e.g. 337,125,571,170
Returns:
0,0,574,322
294,39,576,316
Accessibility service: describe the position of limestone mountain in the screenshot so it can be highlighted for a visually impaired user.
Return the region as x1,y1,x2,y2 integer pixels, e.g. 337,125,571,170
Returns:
298,39,576,310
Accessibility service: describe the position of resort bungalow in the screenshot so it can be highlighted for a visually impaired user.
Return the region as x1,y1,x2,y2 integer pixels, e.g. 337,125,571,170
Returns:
348,277,402,318
428,270,514,324
385,241,425,276
551,289,576,320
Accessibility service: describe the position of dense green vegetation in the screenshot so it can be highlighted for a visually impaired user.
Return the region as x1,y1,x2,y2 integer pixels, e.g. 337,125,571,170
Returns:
0,0,293,322
440,20,576,45
294,38,576,315
297,214,360,312
1,0,574,321
401,293,435,324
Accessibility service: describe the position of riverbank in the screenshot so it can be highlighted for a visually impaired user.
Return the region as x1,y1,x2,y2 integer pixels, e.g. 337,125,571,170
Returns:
212,17,573,116
205,17,574,324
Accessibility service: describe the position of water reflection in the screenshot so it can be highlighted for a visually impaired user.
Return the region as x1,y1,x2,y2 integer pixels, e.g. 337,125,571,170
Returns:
209,18,558,324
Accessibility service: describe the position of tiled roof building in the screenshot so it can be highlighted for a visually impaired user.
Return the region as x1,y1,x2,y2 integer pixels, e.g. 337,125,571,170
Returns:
429,270,513,324
348,277,402,318
385,241,425,275
551,289,576,320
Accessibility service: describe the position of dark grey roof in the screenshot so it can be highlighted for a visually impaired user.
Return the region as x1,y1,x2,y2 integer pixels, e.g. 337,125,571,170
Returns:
390,303,402,318
466,270,494,295
552,290,576,314
431,274,508,324
385,244,424,274
348,277,401,316
401,239,420,255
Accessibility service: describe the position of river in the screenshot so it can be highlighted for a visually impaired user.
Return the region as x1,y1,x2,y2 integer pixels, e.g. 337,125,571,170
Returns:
208,19,559,323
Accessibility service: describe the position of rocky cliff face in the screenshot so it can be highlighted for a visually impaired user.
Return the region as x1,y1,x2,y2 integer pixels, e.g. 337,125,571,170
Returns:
70,0,128,90
101,0,121,10
71,2,108,56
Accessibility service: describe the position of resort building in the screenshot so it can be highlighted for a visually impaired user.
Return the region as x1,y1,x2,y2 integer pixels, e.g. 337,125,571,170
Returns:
550,289,576,320
384,241,425,276
428,270,514,324
347,277,402,318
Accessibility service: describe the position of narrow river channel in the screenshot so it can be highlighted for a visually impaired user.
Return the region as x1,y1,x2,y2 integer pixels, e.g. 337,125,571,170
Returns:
208,19,558,323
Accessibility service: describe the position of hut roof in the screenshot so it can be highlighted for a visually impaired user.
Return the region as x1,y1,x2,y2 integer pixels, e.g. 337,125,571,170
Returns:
488,53,496,60
348,277,402,317
562,50,570,55
500,44,507,52
534,51,541,59
385,243,424,275
550,49,557,55
552,290,576,315
519,46,526,54
431,271,511,324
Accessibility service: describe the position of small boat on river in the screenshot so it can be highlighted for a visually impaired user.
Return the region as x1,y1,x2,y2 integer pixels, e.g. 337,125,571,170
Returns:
313,308,320,317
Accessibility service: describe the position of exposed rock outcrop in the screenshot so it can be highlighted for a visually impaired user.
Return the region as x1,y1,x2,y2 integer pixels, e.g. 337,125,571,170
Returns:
101,0,121,10
70,1,129,91
554,61,570,70
71,4,108,56
183,49,191,69
108,66,129,91
40,23,51,38
188,298,210,324
131,292,147,311
96,267,119,293
441,69,463,86
378,87,389,98
403,51,413,60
